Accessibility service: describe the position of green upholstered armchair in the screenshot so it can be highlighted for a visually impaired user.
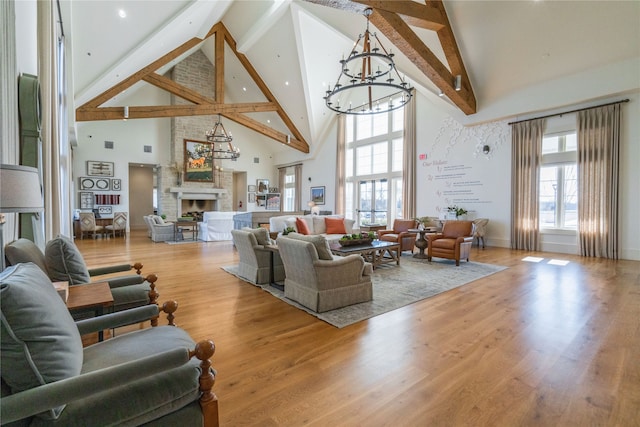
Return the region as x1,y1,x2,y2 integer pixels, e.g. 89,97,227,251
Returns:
4,236,159,314
0,263,219,426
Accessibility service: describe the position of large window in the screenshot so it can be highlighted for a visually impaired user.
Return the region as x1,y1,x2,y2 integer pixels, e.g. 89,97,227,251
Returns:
282,167,296,212
344,104,404,226
539,132,577,229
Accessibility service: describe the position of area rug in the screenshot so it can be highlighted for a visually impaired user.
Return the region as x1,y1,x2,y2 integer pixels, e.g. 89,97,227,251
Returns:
222,256,507,328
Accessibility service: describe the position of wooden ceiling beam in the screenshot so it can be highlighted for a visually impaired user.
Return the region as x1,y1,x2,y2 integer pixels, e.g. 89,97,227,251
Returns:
75,21,309,153
223,112,309,153
301,0,476,115
371,8,476,114
142,73,214,104
352,0,445,30
78,37,203,109
76,103,279,122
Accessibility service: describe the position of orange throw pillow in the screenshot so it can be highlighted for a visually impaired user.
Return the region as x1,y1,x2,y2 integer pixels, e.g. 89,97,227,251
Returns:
325,217,346,234
295,217,311,235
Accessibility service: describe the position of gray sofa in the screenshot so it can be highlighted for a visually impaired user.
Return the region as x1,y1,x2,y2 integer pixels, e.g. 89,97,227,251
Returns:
277,234,373,312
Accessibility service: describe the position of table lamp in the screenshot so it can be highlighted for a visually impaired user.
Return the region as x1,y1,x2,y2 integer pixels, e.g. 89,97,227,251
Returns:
307,201,320,215
0,164,44,270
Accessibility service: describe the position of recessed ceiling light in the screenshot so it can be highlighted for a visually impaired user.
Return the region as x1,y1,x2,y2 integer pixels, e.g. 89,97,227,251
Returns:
242,87,246,91
267,119,271,123
118,9,126,18
285,81,289,86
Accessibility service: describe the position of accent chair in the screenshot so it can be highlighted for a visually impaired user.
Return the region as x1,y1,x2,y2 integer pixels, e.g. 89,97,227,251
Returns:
105,211,127,238
427,220,474,266
0,262,218,426
377,219,418,256
231,228,284,285
277,233,373,312
472,218,489,249
4,235,158,313
78,212,104,239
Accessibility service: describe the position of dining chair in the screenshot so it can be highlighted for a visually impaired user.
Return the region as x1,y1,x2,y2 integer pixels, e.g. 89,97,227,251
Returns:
105,212,127,238
79,212,104,239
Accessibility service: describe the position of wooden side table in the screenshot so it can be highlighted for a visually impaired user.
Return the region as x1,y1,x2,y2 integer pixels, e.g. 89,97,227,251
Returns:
409,229,436,259
66,282,114,341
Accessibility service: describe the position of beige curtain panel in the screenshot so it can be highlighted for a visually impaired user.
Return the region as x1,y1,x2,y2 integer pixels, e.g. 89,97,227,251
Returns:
510,118,545,251
577,104,621,259
335,114,346,216
402,89,417,220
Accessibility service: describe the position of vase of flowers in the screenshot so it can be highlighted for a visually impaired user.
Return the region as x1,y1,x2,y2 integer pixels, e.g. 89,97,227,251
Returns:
447,205,468,219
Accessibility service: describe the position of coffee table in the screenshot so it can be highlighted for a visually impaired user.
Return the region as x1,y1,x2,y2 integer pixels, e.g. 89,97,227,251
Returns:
330,240,400,269
66,281,114,341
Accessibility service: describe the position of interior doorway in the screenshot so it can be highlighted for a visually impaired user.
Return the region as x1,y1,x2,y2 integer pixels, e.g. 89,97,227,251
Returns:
128,164,155,230
233,171,247,212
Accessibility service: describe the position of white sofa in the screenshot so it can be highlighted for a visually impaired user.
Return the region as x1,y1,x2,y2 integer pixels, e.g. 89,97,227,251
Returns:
269,214,357,243
198,211,238,241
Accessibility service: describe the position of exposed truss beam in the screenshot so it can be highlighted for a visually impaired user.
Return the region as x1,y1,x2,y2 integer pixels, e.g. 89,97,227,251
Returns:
75,22,310,153
302,0,476,114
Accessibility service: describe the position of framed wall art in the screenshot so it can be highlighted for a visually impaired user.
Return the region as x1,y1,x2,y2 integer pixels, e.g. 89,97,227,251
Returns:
311,186,325,205
80,192,93,209
256,179,269,193
87,161,114,177
97,206,112,215
184,139,214,182
248,192,256,203
111,178,121,191
248,184,257,193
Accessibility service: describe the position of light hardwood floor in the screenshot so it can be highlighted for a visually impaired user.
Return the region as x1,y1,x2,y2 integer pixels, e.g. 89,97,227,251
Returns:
75,231,640,426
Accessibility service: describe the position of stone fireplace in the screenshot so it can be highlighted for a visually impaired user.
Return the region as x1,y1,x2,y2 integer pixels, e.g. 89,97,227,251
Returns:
158,48,234,221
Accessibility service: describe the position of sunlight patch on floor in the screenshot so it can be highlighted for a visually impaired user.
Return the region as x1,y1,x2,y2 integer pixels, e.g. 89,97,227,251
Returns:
548,259,570,266
522,256,544,263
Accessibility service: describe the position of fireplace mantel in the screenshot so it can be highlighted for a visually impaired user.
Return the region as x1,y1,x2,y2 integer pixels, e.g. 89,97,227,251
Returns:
169,187,227,200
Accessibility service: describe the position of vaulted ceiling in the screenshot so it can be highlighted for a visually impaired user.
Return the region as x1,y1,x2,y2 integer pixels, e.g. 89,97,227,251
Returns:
61,0,640,153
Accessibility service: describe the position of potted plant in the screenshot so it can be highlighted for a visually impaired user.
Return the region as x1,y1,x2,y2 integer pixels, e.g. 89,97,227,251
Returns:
447,205,468,219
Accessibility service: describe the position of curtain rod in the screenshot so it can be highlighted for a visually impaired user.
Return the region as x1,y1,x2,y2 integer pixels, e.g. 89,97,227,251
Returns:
508,99,629,126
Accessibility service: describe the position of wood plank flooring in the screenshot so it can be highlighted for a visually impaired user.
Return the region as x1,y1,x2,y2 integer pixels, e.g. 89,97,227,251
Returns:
75,231,640,426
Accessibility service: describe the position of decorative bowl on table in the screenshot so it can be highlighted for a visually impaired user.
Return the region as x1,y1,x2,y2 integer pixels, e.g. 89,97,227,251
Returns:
338,233,375,247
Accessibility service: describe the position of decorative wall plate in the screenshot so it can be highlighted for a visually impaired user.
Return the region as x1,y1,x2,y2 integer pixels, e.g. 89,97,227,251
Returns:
95,178,110,190
80,178,95,190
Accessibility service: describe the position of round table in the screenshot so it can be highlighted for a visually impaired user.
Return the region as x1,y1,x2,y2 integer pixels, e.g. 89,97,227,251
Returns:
409,228,434,259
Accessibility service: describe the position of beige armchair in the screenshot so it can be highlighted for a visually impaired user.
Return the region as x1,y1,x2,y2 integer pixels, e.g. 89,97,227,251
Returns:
144,215,175,242
277,234,373,312
472,218,489,248
231,228,284,285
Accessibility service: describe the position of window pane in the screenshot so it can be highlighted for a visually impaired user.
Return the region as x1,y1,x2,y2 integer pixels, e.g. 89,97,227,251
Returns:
372,112,388,136
565,133,577,151
392,138,403,171
542,136,559,154
372,142,388,174
356,145,372,175
539,166,558,227
345,182,354,220
346,148,353,178
393,178,403,219
392,105,404,132
357,115,372,140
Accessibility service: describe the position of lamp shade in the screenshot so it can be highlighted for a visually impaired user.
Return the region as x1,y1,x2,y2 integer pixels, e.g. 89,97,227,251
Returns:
0,164,44,213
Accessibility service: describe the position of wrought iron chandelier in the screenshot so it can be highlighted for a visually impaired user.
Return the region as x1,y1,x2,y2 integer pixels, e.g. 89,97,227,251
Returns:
205,115,240,160
324,8,412,115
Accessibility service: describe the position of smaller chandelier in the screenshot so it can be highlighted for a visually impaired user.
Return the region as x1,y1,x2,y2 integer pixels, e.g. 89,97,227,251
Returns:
205,115,240,160
324,8,412,115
